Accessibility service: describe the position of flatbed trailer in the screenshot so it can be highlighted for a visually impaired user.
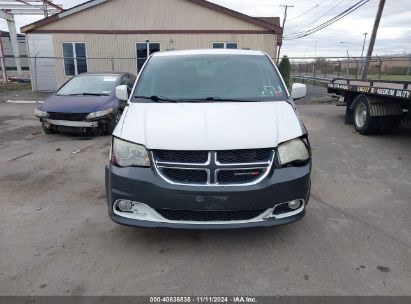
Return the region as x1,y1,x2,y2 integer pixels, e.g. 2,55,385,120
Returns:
327,78,411,135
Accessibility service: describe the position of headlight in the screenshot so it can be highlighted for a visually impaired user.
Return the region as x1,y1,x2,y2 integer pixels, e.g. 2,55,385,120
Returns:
277,138,309,166
34,109,48,118
86,108,114,120
111,137,150,167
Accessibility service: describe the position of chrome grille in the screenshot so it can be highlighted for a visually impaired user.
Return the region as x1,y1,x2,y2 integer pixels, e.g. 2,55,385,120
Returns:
152,149,274,186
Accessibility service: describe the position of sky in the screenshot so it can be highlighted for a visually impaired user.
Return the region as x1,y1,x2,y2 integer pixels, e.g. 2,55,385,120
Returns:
1,0,410,57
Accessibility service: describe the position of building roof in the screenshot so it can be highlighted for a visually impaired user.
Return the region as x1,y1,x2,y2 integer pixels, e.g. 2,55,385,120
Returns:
154,49,266,57
21,0,282,35
255,17,281,27
1,30,25,38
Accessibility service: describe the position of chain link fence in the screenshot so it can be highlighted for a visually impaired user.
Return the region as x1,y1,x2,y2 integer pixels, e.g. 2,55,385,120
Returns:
1,55,411,93
288,56,411,82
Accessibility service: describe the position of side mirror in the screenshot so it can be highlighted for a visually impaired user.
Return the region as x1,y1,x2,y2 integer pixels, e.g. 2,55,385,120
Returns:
291,83,307,100
115,85,129,101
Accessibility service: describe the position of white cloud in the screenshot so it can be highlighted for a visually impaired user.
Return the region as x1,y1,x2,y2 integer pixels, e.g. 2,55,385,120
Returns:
1,0,409,57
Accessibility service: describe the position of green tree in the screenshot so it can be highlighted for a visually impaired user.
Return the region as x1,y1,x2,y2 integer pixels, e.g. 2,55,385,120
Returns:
278,55,291,88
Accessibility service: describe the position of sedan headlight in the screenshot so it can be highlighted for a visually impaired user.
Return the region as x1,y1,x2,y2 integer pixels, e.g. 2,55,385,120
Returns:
86,108,114,120
277,138,309,166
34,109,48,118
111,137,150,167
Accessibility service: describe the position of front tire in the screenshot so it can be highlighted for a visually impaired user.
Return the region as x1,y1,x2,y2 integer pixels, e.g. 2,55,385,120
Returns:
353,96,379,135
42,121,56,134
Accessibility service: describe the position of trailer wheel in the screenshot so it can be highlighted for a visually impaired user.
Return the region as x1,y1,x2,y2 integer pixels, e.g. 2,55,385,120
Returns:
353,95,379,135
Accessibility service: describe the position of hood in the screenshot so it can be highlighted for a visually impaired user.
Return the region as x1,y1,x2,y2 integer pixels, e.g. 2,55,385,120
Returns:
40,95,116,113
115,101,304,150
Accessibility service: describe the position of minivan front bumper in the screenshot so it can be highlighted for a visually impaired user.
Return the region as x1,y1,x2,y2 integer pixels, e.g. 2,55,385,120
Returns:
105,162,311,229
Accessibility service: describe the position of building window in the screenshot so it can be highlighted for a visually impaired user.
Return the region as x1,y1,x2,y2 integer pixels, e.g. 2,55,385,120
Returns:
212,42,238,49
62,42,87,76
136,42,160,72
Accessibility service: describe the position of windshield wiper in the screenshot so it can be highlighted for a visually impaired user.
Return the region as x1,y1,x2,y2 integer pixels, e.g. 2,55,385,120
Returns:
65,93,110,96
204,97,255,102
134,95,181,103
133,96,255,103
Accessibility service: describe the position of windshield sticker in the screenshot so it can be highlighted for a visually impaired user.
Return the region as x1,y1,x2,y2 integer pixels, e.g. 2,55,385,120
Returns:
104,77,117,82
262,86,274,96
275,86,283,96
262,86,283,96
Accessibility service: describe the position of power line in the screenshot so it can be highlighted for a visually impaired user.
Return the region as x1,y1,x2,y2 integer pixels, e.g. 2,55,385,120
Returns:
288,0,345,30
287,3,319,22
285,0,369,39
284,0,370,40
285,0,355,37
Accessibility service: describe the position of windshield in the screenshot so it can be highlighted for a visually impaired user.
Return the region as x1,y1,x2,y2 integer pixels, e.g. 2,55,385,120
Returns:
133,54,287,102
56,75,119,96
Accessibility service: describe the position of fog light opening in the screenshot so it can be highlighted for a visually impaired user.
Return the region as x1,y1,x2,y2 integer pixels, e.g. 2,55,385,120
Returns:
288,200,302,210
117,200,133,212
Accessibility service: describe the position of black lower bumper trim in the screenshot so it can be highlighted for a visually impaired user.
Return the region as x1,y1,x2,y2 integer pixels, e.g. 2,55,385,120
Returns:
108,208,306,229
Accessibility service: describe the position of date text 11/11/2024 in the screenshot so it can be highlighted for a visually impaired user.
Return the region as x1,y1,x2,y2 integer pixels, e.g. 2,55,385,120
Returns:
149,296,258,303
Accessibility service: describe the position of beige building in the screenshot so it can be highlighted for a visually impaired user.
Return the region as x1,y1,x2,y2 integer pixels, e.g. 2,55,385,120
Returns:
21,0,282,91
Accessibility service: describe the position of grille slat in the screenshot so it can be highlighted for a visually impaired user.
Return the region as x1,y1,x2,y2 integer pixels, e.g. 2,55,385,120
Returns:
153,149,273,186
154,150,208,163
156,209,266,222
160,168,207,184
49,113,88,121
217,149,272,164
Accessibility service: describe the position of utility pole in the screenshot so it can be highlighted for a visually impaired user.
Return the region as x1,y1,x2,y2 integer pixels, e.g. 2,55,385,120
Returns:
360,32,368,77
361,0,386,80
361,32,368,58
43,0,49,18
277,4,294,64
0,32,7,83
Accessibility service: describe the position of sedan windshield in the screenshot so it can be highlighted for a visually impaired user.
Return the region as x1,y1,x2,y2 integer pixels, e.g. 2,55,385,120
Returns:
133,54,287,102
56,75,119,96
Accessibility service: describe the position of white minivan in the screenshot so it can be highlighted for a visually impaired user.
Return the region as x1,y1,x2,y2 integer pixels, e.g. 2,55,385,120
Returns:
105,49,311,229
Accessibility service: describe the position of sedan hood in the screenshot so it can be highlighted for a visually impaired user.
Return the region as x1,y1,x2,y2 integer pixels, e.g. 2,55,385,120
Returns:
41,95,115,113
115,101,304,150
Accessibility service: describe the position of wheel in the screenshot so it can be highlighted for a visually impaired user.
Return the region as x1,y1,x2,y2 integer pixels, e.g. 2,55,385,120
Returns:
42,121,56,134
378,116,400,134
352,96,379,135
105,110,122,135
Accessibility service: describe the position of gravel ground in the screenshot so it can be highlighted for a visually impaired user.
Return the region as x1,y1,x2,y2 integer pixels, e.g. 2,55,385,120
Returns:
0,100,410,296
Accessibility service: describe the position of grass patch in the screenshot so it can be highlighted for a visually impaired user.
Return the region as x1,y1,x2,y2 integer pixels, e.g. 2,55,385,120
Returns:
0,82,32,93
367,75,411,82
